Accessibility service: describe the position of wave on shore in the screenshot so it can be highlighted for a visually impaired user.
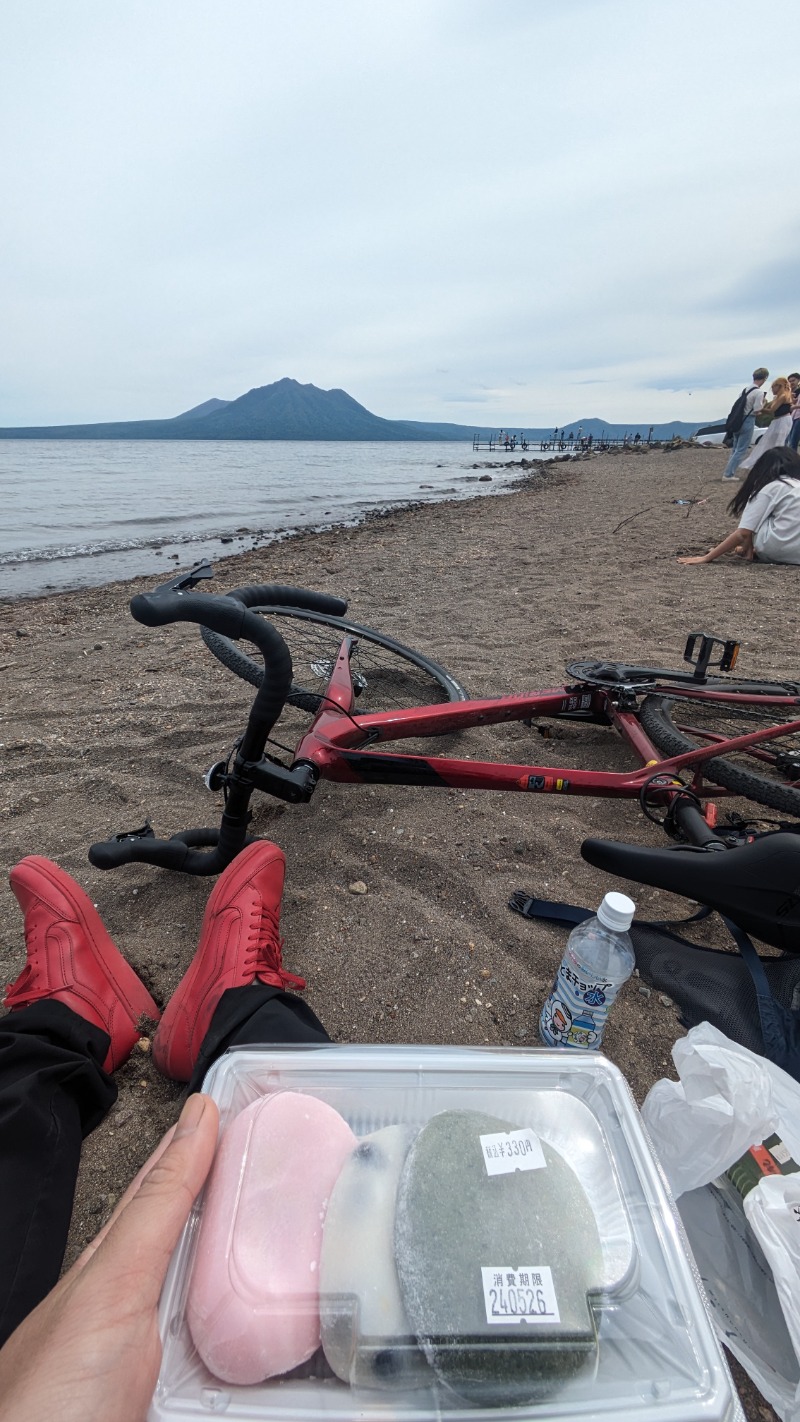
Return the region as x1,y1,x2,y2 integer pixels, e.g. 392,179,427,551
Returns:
0,439,554,599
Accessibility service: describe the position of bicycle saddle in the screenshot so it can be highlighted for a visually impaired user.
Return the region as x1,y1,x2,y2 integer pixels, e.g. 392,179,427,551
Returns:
581,832,800,955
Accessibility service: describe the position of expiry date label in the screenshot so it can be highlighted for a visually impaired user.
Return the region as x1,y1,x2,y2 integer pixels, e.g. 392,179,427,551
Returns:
479,1128,546,1175
768,1138,792,1165
481,1267,560,1325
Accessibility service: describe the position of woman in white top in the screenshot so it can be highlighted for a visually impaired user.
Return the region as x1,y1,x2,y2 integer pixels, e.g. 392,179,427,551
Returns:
735,377,794,477
678,447,800,566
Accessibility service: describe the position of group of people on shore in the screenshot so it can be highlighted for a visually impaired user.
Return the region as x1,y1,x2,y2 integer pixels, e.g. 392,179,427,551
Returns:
721,368,799,482
679,367,800,567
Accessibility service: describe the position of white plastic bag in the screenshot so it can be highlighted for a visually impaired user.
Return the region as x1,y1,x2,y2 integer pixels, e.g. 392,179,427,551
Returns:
643,1022,800,1421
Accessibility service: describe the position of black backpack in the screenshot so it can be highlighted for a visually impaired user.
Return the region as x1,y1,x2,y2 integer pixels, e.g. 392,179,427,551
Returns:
725,385,753,437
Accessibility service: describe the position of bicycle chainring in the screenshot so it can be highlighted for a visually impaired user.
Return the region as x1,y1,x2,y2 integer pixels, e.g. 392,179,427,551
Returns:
565,660,661,689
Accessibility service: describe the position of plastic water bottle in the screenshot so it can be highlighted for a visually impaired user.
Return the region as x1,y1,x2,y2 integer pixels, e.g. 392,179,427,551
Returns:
539,892,635,1051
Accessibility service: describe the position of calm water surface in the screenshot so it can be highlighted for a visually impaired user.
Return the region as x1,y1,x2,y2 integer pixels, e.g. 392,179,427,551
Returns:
0,440,551,599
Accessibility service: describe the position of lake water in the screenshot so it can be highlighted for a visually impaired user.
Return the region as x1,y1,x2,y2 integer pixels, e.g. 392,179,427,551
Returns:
0,439,554,600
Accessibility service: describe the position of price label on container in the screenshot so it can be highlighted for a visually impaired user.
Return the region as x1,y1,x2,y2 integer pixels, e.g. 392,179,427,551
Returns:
479,1128,546,1175
481,1267,560,1325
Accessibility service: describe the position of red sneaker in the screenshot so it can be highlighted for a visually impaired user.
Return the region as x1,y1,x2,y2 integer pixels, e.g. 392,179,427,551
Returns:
5,856,160,1072
152,841,305,1082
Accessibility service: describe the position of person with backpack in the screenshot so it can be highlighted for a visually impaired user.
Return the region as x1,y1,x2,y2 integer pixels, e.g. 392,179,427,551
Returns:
721,366,769,481
734,377,794,479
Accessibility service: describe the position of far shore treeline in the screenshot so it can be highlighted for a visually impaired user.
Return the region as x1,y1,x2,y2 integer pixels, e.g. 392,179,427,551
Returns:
0,377,699,443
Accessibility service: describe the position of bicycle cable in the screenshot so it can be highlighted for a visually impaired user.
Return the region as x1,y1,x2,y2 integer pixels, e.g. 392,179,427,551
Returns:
638,768,703,832
261,691,377,761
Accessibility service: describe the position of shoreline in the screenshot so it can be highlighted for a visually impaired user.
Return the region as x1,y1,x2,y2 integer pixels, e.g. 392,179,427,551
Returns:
0,452,569,605
0,443,788,1421
0,446,568,604
0,440,678,607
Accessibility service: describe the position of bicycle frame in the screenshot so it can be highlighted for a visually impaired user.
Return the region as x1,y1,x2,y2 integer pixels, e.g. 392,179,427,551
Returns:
287,637,800,804
90,578,800,874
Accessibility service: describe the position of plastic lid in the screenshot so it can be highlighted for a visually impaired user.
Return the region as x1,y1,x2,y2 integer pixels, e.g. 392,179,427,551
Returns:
596,891,635,932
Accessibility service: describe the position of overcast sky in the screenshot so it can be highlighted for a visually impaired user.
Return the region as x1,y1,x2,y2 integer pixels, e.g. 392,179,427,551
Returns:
1,0,797,428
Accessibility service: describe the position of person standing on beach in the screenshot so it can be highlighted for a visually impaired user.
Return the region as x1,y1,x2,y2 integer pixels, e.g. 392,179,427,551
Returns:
734,377,794,480
722,367,769,480
788,372,800,453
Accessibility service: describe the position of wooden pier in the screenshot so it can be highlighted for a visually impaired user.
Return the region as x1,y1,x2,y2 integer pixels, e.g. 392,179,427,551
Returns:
472,429,664,453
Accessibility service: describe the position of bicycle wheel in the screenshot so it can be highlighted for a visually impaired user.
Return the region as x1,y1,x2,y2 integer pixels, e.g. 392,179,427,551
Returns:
201,606,469,717
640,691,800,816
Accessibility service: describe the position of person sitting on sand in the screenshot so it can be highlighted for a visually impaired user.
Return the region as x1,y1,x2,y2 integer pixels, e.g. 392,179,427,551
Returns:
678,447,800,566
734,377,794,479
0,842,329,1420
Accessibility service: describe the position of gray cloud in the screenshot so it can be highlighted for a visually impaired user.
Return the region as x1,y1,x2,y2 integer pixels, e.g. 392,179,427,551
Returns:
706,254,800,315
0,0,798,428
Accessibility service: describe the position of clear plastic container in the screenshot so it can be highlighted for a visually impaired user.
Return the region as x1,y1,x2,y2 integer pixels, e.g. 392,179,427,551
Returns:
149,1045,743,1422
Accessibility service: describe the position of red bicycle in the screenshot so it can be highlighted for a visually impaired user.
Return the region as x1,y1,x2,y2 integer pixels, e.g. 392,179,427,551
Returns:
89,562,800,949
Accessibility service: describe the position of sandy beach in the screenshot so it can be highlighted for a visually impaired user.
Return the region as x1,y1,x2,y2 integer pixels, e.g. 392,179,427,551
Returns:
2,442,795,1420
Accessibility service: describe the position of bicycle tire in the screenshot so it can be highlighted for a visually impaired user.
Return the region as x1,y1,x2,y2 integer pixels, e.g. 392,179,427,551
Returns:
639,692,800,816
201,606,469,715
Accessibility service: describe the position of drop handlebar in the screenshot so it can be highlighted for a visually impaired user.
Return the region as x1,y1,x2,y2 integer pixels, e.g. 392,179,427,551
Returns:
88,562,342,875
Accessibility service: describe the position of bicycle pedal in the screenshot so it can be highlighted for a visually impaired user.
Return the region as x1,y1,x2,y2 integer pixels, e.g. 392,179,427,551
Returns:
683,631,740,678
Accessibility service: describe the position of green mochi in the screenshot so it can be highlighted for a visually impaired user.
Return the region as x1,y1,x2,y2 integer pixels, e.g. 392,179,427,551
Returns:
395,1109,604,1406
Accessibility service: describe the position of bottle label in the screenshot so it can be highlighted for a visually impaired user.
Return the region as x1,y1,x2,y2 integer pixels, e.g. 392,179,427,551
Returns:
539,951,622,1049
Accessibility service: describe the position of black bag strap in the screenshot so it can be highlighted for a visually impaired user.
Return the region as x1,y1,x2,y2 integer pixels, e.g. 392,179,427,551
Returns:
718,913,800,1075
508,891,711,933
508,892,592,927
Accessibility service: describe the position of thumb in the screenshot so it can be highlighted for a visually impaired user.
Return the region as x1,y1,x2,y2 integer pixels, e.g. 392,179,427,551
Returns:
80,1093,219,1307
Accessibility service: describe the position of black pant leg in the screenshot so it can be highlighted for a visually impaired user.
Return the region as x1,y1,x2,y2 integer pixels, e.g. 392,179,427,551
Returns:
0,1002,117,1346
188,985,332,1094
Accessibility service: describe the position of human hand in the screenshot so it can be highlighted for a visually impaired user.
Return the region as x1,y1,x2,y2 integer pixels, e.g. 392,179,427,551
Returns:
0,1092,219,1422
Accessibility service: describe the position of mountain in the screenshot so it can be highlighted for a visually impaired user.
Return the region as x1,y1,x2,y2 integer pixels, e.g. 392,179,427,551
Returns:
534,417,700,440
173,397,231,420
0,379,701,442
400,417,700,441
0,379,442,441
182,379,443,440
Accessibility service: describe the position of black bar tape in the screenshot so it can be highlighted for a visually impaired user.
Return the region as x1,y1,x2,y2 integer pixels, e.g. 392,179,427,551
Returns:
226,583,348,617
130,591,248,639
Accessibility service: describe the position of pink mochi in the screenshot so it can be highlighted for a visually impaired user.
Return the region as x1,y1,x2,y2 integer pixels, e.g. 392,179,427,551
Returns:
186,1091,357,1385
